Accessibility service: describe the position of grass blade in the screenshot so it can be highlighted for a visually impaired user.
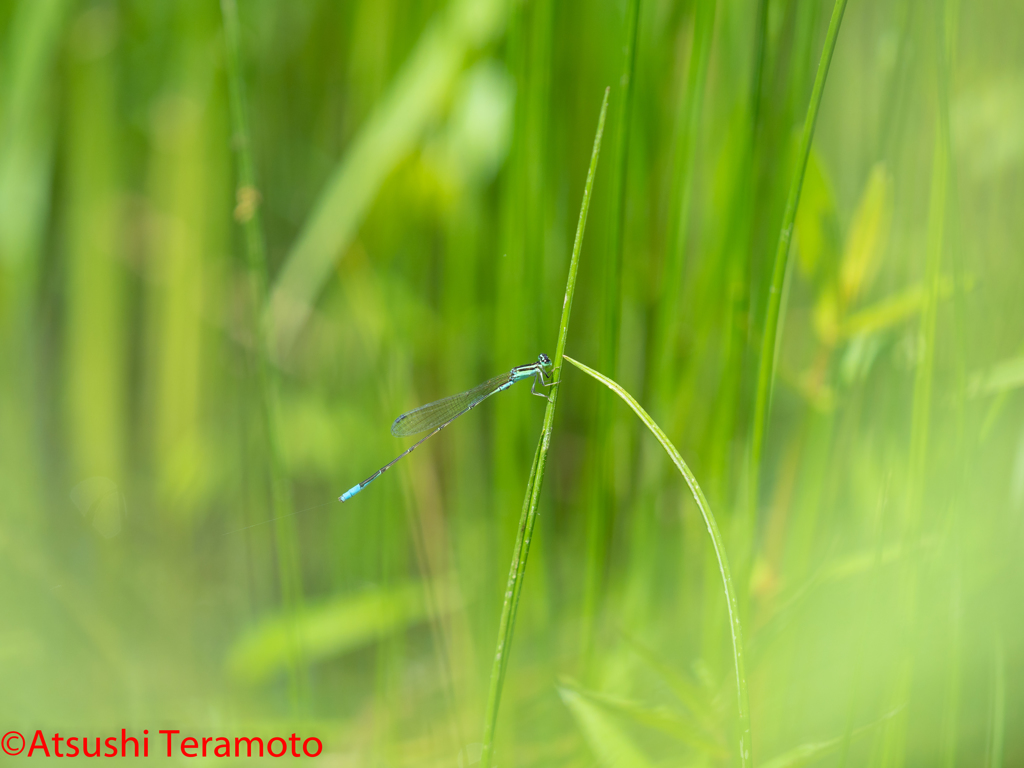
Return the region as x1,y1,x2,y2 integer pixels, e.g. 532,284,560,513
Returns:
221,0,307,709
563,354,751,768
63,5,125,484
479,87,610,768
749,0,849,536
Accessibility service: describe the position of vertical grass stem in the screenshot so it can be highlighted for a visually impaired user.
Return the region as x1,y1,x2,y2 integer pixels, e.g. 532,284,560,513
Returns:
220,0,307,709
480,87,609,768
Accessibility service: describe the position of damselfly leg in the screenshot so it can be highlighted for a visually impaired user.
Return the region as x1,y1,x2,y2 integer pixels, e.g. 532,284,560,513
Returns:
531,370,558,401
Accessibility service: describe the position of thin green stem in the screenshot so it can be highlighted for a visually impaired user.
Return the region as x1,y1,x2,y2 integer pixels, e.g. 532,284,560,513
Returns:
480,87,609,768
220,0,307,709
748,0,848,534
564,354,751,768
487,439,541,739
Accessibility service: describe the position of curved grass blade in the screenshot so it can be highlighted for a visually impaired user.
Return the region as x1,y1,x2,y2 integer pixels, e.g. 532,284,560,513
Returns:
563,353,751,768
749,0,849,536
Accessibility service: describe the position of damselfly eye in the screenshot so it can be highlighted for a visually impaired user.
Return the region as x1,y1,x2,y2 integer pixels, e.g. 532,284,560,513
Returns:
538,353,551,365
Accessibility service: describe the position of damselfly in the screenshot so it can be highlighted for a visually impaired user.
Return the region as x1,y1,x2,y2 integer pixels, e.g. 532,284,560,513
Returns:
339,354,555,502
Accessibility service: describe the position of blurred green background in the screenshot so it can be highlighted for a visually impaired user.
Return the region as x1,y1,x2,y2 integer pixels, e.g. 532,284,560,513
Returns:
1,0,1022,764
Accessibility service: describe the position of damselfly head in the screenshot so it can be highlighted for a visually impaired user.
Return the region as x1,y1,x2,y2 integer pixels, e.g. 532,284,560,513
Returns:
538,353,552,367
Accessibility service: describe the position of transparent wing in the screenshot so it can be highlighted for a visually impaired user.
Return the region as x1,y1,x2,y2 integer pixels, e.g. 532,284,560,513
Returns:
391,374,512,436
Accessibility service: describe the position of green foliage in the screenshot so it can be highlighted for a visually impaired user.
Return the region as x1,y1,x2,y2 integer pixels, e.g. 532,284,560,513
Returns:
1,0,1022,766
